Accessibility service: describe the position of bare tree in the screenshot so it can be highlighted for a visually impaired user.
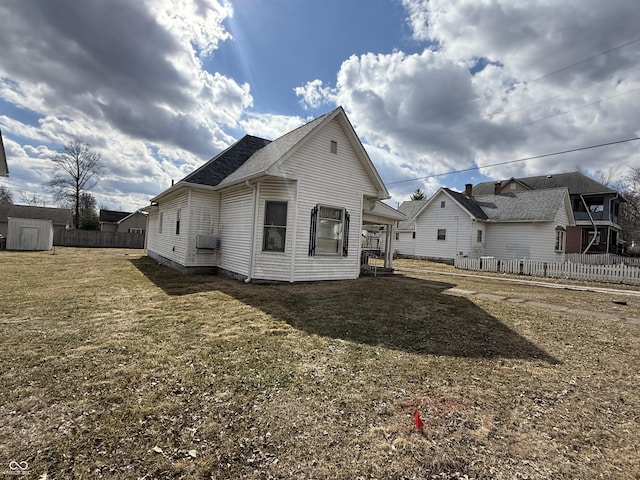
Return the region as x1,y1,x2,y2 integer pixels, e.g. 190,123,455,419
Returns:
0,184,12,204
47,141,103,228
20,191,46,207
619,164,640,254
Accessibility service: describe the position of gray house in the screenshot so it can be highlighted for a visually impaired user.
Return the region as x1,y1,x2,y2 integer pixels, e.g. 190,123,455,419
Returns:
99,209,147,234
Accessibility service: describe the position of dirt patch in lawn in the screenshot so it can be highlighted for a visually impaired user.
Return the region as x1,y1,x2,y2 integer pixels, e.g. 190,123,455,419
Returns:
0,249,638,479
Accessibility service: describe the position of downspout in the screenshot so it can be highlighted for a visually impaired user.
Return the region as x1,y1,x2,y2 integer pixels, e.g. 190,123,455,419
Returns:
580,194,598,254
288,180,299,283
245,180,258,283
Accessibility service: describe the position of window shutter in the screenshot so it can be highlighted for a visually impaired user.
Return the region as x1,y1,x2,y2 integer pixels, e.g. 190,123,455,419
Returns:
343,210,350,256
308,205,318,256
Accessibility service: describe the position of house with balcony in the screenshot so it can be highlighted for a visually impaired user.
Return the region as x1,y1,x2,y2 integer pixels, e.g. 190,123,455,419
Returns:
472,172,624,254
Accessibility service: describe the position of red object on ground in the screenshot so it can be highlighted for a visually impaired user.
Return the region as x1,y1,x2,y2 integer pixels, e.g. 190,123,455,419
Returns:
413,410,424,430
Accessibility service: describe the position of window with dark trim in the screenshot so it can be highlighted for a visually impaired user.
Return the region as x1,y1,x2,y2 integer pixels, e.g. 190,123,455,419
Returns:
477,230,482,243
330,140,338,154
175,208,181,235
159,212,163,234
309,205,349,256
263,201,287,252
440,201,446,208
437,229,446,240
412,232,416,239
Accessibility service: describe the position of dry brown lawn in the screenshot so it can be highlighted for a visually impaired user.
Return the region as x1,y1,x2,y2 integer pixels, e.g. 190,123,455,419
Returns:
0,248,638,479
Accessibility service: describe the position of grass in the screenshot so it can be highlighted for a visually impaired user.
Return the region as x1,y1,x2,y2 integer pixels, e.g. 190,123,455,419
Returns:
0,248,638,479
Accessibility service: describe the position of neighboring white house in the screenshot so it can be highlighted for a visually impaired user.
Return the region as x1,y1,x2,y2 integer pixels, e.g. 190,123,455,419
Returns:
396,185,575,263
143,107,405,282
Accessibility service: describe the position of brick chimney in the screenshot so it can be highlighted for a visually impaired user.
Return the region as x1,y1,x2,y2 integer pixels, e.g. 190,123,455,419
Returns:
464,183,473,196
494,181,501,195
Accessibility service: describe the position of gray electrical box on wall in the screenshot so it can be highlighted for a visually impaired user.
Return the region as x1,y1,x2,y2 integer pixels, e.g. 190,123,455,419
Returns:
196,235,219,249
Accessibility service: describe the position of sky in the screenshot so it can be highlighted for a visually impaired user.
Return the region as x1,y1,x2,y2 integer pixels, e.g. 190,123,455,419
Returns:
0,0,639,212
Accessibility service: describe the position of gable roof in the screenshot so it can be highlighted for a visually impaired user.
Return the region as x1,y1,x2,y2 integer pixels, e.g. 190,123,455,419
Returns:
0,129,8,177
473,171,617,196
117,210,147,224
406,187,573,225
473,188,572,222
397,200,427,230
183,135,272,187
99,209,131,223
442,188,488,220
152,107,389,202
0,203,73,226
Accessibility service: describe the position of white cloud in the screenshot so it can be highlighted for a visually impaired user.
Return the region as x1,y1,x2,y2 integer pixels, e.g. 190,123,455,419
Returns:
295,80,335,110
308,0,640,207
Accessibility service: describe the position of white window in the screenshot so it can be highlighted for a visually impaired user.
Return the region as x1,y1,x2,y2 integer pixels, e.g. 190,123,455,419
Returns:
159,212,163,234
437,229,446,240
555,227,566,252
330,140,338,154
129,228,143,234
309,205,350,256
263,201,287,252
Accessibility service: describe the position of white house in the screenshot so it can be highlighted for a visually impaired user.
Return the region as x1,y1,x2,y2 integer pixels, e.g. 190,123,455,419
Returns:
143,107,405,282
396,185,575,263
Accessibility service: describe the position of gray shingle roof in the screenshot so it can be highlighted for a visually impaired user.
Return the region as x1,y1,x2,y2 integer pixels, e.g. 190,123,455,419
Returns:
397,200,427,230
443,188,488,220
218,110,332,187
472,171,616,196
0,204,73,226
99,209,131,223
183,135,272,187
473,188,569,222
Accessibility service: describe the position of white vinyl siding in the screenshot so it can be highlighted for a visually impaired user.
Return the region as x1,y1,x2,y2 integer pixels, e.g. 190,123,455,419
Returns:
394,231,415,256
252,179,296,282
413,191,474,261
145,191,190,265
279,118,375,281
218,185,254,276
184,189,220,267
484,201,569,263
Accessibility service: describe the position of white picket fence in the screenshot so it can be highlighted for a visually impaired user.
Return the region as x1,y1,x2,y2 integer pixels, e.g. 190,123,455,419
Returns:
454,256,640,285
565,253,640,267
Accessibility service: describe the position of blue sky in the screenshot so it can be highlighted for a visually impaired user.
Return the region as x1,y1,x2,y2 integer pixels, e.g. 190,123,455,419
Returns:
0,0,639,211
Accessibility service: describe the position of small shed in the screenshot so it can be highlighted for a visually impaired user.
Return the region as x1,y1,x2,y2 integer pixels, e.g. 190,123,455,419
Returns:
7,217,54,251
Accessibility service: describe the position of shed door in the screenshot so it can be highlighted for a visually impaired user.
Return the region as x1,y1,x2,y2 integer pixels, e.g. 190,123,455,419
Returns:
20,226,39,250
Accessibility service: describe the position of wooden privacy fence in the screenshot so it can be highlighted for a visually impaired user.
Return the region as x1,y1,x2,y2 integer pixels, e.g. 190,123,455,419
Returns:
54,230,145,249
454,256,640,285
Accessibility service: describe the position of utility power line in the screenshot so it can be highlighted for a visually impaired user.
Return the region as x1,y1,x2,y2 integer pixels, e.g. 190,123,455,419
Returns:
387,136,640,185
